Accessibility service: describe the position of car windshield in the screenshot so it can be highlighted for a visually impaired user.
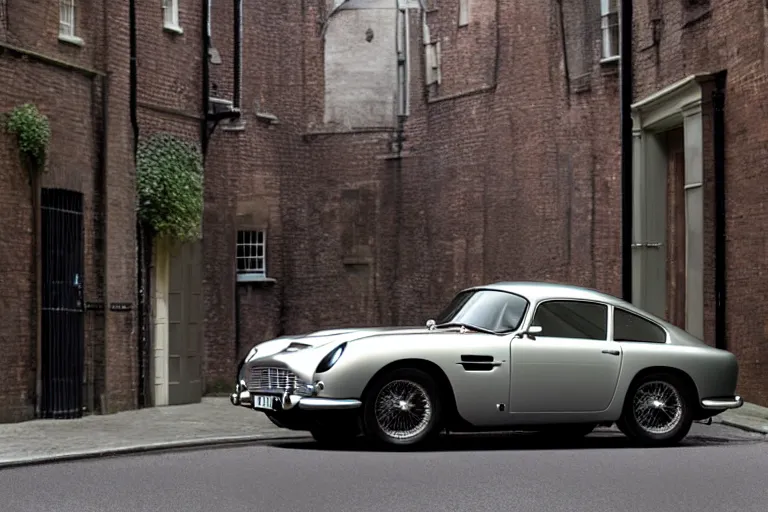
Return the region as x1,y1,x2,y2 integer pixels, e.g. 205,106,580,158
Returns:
433,289,529,334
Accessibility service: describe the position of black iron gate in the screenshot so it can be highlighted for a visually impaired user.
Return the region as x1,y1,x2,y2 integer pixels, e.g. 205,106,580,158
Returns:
40,188,85,419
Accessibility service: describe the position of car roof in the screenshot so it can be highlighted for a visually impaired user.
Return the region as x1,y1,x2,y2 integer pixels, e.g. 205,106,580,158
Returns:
469,281,634,308
461,281,713,348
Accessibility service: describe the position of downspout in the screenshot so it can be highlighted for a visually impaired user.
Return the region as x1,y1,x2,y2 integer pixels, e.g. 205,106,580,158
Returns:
129,0,138,151
233,0,242,111
619,0,633,302
713,70,727,350
129,0,142,408
233,0,243,365
202,0,211,157
100,75,110,410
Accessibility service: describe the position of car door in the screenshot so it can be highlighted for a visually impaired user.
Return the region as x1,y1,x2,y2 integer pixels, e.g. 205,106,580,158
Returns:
508,299,623,414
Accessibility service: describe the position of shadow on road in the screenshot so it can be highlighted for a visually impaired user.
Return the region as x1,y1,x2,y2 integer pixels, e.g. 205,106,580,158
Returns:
268,430,750,453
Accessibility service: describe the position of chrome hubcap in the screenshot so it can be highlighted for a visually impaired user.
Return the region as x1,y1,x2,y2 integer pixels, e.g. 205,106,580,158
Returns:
374,379,432,440
632,380,683,435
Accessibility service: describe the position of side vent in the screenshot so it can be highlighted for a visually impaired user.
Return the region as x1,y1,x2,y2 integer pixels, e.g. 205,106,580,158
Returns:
458,354,499,372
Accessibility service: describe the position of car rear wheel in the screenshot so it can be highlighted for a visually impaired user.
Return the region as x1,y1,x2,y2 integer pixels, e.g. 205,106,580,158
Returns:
618,372,694,447
362,367,442,448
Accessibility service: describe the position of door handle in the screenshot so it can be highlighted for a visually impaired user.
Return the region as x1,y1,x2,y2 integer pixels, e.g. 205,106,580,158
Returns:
601,349,620,356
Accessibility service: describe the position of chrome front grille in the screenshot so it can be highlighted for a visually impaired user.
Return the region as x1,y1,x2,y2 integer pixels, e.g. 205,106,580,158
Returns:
248,366,306,392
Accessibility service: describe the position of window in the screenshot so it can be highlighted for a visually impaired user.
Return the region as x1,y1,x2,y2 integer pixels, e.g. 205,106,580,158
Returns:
163,0,181,31
531,300,608,340
59,0,76,38
236,230,266,280
434,289,528,334
613,308,667,343
458,0,470,27
600,0,619,62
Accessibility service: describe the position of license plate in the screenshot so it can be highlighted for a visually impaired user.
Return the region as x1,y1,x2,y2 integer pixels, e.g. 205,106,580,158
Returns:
252,395,275,411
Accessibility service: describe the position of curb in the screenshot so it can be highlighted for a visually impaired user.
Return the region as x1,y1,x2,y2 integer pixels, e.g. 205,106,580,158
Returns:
0,433,309,471
715,418,768,436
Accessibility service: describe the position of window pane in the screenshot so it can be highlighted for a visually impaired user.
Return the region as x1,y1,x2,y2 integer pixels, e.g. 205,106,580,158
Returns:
532,300,608,340
613,309,666,343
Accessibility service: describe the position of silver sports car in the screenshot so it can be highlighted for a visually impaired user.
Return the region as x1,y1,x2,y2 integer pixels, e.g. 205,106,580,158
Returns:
230,281,743,448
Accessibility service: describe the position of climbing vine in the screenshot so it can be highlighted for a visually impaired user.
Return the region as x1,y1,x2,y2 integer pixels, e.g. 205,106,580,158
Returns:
136,133,204,242
3,103,51,175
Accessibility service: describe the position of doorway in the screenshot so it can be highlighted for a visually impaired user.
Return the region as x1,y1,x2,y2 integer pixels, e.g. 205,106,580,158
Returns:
167,240,203,405
664,127,686,329
40,188,85,419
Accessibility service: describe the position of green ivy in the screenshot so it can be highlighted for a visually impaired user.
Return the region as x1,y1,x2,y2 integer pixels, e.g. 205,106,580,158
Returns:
3,103,51,174
136,133,204,242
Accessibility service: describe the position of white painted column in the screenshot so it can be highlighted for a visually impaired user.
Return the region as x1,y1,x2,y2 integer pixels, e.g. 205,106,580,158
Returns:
153,237,170,407
682,103,705,340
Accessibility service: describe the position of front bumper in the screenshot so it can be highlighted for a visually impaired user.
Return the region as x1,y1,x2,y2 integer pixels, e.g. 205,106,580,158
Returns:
700,395,744,410
230,387,362,412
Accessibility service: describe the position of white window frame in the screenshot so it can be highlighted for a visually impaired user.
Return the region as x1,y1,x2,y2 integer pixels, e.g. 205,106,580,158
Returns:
236,230,268,282
163,0,183,34
59,0,83,46
458,0,470,27
600,0,619,63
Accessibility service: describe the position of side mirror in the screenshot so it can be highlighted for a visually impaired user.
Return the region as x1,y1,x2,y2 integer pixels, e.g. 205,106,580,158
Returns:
527,325,543,335
515,325,542,339
426,319,436,331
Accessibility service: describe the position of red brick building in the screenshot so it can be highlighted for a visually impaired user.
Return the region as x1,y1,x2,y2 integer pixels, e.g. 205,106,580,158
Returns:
1,0,766,423
0,0,137,422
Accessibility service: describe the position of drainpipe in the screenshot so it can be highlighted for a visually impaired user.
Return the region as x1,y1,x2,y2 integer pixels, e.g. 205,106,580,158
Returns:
232,0,243,369
233,0,242,110
713,70,727,350
202,0,211,157
619,0,633,302
129,0,138,151
129,0,143,408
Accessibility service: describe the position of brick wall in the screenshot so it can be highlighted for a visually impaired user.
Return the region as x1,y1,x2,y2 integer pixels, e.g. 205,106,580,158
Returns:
631,0,768,404
204,0,767,408
0,0,139,422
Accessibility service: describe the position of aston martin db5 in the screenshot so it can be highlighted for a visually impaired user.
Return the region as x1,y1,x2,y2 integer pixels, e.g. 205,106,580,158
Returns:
230,281,743,447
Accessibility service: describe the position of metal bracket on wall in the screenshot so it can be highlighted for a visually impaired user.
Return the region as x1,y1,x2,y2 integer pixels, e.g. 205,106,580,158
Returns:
631,242,663,248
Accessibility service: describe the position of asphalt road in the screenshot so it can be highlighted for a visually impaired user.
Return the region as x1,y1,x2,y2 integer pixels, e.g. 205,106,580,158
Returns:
1,424,766,512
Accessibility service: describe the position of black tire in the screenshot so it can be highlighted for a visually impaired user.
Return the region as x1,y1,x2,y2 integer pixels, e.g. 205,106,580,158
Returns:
362,367,443,448
619,372,694,447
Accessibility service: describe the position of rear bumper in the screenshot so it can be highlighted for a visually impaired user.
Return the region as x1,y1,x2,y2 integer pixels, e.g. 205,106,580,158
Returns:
230,389,361,411
700,395,743,410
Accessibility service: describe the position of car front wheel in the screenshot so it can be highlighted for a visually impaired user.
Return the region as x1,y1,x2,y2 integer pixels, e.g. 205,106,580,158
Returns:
362,367,442,448
618,372,694,447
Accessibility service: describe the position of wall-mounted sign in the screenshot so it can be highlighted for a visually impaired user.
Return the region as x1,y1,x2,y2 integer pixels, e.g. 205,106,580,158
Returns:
85,302,104,311
109,302,133,312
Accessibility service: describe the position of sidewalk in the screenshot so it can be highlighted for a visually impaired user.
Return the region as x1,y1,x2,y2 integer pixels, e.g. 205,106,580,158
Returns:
716,401,768,434
0,397,308,469
0,397,765,469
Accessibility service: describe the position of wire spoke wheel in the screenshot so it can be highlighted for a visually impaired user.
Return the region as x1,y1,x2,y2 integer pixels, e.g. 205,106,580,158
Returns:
631,380,683,435
374,379,433,440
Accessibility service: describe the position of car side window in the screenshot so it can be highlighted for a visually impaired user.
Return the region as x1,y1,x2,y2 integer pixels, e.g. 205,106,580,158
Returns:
613,308,666,343
531,300,608,340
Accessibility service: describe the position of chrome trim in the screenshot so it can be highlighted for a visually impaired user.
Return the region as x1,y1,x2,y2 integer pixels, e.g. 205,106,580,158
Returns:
701,396,743,409
297,398,362,410
230,387,361,411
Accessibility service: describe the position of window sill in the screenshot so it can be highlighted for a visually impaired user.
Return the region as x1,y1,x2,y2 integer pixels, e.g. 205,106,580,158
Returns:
599,55,620,66
58,34,84,47
236,274,276,285
163,23,184,35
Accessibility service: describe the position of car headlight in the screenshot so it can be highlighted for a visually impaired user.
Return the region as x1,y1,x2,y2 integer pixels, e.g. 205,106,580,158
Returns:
316,343,347,373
